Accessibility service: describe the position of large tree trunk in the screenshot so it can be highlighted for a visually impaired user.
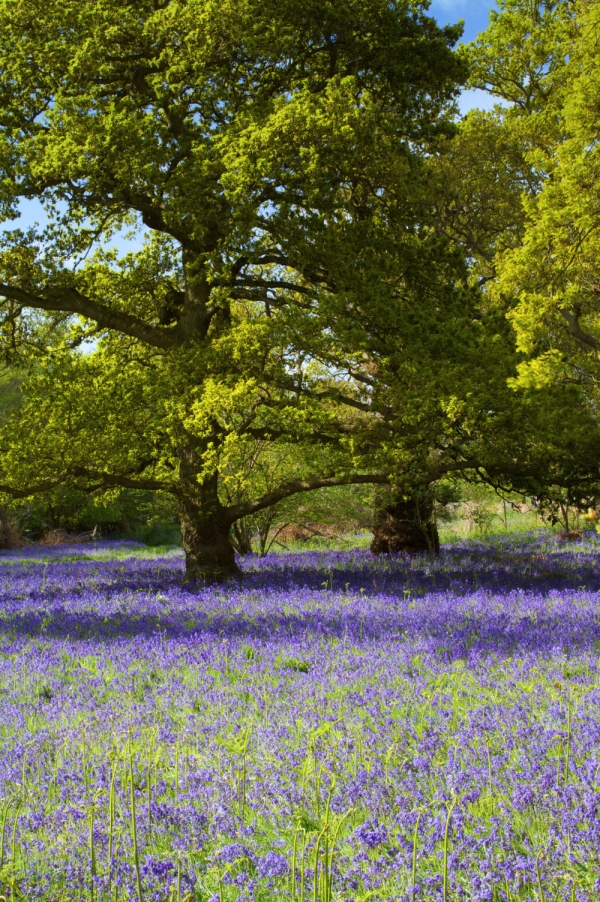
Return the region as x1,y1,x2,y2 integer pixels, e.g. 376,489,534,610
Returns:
178,454,240,582
370,490,439,555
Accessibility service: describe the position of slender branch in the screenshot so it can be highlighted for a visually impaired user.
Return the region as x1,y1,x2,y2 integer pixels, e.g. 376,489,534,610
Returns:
273,379,376,414
0,284,181,350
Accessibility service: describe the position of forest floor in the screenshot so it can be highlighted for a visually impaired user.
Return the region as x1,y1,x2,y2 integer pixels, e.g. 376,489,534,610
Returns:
0,533,599,901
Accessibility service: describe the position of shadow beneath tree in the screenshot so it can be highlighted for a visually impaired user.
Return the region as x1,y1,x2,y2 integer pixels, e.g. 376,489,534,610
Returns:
1,542,600,657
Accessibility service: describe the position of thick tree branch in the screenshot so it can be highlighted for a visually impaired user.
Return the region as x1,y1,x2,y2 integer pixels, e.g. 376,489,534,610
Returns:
0,284,182,350
233,278,314,297
0,462,170,500
69,466,170,492
229,288,314,311
228,455,556,524
118,188,201,249
243,424,352,444
347,368,376,387
559,307,600,352
273,379,377,414
0,476,66,500
227,473,391,521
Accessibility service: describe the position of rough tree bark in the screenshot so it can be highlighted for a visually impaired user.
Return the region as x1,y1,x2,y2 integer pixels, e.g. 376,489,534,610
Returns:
0,506,13,550
179,498,239,581
178,453,241,581
370,490,440,555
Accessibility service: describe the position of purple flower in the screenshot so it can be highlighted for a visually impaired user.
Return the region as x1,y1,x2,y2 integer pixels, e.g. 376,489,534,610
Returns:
2,533,600,900
355,820,388,847
218,843,253,865
141,857,175,878
257,851,288,879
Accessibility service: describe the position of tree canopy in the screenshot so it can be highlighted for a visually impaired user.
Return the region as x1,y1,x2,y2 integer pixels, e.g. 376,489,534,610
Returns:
466,0,600,392
429,0,600,510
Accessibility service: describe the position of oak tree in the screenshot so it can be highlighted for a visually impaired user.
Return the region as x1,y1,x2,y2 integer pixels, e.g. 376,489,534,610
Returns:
0,0,474,578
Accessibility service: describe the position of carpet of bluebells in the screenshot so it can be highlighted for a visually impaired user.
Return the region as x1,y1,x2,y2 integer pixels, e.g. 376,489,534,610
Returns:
1,534,600,902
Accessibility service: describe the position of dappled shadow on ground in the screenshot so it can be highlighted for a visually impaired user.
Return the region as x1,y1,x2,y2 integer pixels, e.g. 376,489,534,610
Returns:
0,539,599,656
0,596,598,660
4,536,600,593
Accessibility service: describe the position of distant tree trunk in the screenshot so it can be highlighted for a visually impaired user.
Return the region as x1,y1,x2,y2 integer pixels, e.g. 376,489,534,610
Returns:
178,450,240,582
0,507,11,549
370,490,439,555
559,501,570,533
0,506,21,550
120,505,132,535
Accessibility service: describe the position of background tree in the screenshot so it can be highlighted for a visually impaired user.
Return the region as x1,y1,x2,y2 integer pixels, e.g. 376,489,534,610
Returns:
218,440,374,555
399,0,600,517
465,0,600,395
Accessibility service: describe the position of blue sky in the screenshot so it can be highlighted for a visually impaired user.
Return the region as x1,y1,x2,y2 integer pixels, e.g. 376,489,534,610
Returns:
13,1,498,236
428,0,499,113
429,0,496,43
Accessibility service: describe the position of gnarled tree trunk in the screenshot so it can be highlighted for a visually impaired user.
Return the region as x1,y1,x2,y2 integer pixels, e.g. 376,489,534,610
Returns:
178,452,240,582
371,490,439,555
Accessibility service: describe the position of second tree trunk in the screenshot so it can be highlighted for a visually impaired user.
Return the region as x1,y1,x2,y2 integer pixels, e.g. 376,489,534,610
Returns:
371,491,439,555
